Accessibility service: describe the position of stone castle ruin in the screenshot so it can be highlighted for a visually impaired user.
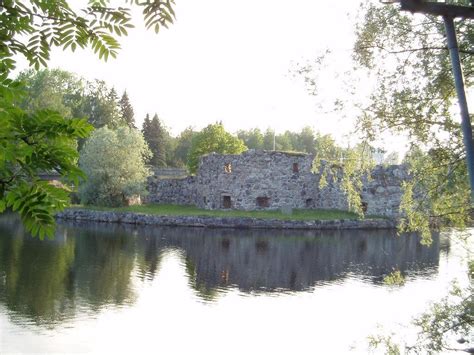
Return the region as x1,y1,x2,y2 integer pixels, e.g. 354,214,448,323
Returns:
147,150,408,218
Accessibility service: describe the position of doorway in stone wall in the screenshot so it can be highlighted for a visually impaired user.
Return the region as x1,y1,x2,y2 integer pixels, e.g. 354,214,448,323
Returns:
222,195,232,209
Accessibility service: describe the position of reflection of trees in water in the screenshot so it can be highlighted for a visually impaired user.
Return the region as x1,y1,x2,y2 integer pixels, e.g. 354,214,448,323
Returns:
0,222,76,326
0,215,445,325
70,225,136,308
0,218,137,325
185,257,221,301
135,234,163,281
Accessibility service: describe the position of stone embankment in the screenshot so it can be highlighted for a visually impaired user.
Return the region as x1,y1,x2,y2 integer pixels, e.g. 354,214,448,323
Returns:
56,209,397,230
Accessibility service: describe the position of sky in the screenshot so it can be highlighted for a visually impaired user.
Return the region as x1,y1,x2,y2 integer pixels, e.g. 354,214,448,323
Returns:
16,0,408,153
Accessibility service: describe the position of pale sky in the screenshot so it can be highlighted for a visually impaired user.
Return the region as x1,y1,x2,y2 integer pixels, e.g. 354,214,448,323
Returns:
16,0,408,153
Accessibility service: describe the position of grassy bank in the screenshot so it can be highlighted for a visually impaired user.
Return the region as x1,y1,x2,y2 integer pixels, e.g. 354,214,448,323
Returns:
74,204,363,221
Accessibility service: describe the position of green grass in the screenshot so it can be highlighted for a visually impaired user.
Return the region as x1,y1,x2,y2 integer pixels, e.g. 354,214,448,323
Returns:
72,203,363,221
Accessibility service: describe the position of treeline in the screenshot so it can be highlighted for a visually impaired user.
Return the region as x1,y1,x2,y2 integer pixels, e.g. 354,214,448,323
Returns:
141,122,397,171
18,69,136,130
139,120,351,170
17,69,397,172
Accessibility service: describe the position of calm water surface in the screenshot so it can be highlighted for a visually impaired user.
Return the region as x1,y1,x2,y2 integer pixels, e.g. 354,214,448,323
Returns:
0,214,470,354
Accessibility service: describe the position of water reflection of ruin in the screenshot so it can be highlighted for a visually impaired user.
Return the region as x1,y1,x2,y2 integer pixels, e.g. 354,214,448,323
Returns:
64,220,443,293
153,227,442,293
0,216,445,325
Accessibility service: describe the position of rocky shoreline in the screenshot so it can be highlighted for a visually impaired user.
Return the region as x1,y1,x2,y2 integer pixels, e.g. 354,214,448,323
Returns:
55,208,397,230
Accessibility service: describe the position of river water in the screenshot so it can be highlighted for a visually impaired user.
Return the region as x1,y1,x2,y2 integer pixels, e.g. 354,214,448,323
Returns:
0,214,470,354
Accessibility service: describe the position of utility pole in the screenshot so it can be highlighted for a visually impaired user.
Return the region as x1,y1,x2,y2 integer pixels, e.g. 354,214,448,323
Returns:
398,0,474,201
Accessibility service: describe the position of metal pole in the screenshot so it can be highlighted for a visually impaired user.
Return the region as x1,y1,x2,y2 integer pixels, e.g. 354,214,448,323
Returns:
443,15,474,201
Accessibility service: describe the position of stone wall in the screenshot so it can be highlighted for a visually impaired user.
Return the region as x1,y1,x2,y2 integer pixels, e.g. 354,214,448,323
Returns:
312,163,348,211
196,150,318,210
145,150,409,218
312,163,409,217
361,165,409,218
146,176,197,205
56,208,396,230
152,167,188,179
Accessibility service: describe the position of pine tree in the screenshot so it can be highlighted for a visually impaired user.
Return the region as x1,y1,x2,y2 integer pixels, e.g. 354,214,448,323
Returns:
119,90,136,128
142,113,167,167
142,113,151,135
106,88,121,127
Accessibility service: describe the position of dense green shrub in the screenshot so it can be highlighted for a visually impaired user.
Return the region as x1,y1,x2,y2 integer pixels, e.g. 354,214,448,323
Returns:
79,127,151,207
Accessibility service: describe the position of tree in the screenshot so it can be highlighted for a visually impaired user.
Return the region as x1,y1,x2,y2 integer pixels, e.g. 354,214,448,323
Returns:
314,133,343,163
319,2,473,352
252,127,317,155
17,68,85,119
17,69,132,130
78,126,151,207
0,85,93,238
352,0,472,238
142,113,169,167
1,1,175,69
263,128,276,150
261,129,296,152
297,0,472,239
164,135,177,167
81,81,123,129
173,127,198,168
0,0,176,237
294,127,317,155
275,131,294,151
18,69,130,131
237,128,264,150
187,123,247,174
119,90,136,129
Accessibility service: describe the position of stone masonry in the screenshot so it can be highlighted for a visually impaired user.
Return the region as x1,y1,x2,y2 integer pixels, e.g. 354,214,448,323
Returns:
147,176,197,206
146,150,409,218
196,150,316,210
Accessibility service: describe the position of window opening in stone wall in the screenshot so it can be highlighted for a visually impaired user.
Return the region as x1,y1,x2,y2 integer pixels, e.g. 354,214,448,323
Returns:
224,163,232,173
256,196,270,208
305,198,313,208
293,163,299,173
222,195,232,209
361,201,368,213
360,195,368,213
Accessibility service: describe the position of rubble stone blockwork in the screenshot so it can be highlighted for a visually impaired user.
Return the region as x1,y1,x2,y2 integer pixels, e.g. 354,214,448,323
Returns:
362,165,409,217
196,150,316,210
146,150,409,218
147,176,197,206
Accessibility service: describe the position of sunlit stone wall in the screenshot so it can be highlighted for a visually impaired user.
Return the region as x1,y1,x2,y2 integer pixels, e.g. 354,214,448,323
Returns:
195,150,318,210
312,162,349,211
361,165,409,218
312,162,409,218
146,150,409,218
